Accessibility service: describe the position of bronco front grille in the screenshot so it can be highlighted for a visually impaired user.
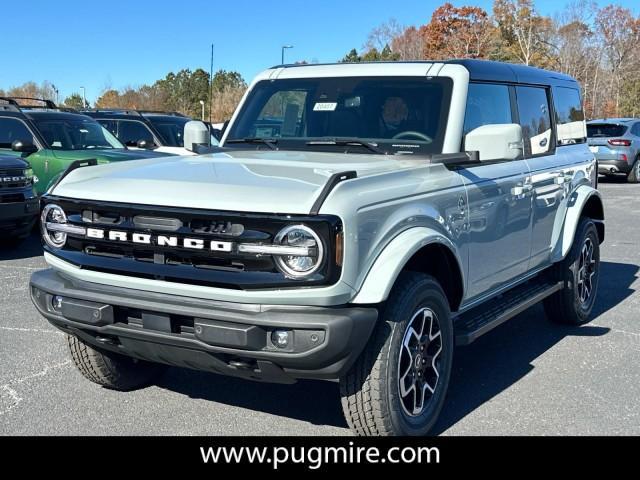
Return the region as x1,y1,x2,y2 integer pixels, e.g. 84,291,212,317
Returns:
0,169,30,189
42,196,342,290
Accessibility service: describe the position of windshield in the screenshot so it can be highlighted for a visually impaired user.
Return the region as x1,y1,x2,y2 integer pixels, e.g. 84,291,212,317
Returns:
226,77,452,155
587,123,628,138
33,117,124,150
145,116,189,147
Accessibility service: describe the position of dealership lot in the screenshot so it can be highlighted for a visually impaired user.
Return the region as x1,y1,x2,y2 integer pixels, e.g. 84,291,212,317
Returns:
1,179,638,436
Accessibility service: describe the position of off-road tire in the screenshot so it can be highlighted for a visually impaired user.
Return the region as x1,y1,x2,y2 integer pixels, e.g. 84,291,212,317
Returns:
339,272,453,436
544,217,600,325
67,334,166,391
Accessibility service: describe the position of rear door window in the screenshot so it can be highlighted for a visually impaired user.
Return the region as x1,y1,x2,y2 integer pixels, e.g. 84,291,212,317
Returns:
515,86,553,157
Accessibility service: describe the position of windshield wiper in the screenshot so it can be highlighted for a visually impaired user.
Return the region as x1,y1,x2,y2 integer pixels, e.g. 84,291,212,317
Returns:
305,138,384,154
225,137,278,150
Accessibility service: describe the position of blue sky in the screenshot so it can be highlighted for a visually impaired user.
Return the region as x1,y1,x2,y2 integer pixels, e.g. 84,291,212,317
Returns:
1,0,637,102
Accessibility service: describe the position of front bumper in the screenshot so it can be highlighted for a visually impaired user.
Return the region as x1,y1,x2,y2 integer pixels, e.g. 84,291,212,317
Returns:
0,197,39,236
30,269,378,383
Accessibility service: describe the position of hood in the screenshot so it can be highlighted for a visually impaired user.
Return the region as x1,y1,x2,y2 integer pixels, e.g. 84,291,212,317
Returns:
0,153,29,169
51,148,174,162
51,150,424,214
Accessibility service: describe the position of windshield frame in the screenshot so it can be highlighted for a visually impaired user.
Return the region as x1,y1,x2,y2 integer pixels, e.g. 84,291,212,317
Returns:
224,76,453,156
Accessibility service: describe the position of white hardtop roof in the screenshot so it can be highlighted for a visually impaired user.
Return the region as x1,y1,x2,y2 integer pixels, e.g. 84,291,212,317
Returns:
253,62,450,81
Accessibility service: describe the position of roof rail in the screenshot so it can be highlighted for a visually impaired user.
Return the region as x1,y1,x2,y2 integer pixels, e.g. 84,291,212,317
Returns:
139,110,188,117
0,97,22,113
2,96,58,109
81,108,145,117
80,108,188,118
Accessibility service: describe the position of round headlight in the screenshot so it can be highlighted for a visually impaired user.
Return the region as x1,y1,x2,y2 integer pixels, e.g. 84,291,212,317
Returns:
41,203,68,248
24,168,38,184
274,225,324,278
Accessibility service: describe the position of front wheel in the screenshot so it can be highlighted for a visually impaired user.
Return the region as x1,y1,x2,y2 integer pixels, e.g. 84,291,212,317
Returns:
340,272,453,436
544,217,600,325
67,335,166,391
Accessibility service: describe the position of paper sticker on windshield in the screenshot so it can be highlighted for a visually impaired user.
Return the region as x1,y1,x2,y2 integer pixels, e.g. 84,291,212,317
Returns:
313,102,337,111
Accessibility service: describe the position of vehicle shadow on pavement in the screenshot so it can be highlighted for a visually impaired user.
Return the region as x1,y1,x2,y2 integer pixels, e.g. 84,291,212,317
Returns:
153,261,636,433
156,370,348,429
0,232,43,261
433,260,637,434
598,175,629,184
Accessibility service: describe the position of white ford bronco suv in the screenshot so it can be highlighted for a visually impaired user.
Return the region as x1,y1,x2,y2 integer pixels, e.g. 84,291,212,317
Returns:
30,60,604,436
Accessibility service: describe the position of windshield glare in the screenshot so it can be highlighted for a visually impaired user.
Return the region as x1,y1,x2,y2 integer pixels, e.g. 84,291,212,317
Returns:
146,116,189,147
34,118,124,150
226,77,452,155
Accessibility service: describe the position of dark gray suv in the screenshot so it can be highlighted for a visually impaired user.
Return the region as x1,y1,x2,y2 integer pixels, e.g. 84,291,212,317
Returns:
587,118,640,182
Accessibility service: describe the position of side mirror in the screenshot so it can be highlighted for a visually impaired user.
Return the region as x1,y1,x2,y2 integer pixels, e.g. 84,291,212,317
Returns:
11,139,37,155
136,139,156,149
464,124,523,161
183,120,210,152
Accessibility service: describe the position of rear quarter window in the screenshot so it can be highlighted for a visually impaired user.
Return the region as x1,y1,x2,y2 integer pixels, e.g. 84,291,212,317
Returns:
553,86,586,145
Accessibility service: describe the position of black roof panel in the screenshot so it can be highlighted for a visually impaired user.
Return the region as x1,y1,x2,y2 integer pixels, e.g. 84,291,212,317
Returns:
271,59,578,87
24,111,93,121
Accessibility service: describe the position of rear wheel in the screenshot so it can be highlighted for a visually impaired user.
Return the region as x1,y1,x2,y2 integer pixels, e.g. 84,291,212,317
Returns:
544,217,600,325
339,272,453,436
627,157,640,183
67,335,166,391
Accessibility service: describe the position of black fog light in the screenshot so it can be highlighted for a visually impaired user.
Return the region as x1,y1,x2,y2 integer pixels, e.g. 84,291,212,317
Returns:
52,295,63,312
271,330,291,349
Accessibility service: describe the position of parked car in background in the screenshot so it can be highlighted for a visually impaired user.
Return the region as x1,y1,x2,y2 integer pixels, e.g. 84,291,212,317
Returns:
83,109,219,155
587,118,640,182
0,98,174,195
0,153,38,244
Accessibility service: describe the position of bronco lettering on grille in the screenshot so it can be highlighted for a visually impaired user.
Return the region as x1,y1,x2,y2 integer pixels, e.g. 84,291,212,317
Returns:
85,228,233,252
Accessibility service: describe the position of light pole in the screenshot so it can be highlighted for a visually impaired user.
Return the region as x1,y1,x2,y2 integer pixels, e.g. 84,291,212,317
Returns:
208,43,215,146
52,84,59,105
281,45,293,65
199,100,205,121
80,86,87,108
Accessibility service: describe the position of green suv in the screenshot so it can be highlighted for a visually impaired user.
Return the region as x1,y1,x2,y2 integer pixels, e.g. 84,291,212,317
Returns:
0,98,173,195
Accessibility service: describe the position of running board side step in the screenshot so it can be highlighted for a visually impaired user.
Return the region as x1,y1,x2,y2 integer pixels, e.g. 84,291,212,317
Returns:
454,280,563,346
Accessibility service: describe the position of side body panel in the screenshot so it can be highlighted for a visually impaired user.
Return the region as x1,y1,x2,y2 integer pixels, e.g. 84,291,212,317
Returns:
326,163,468,304
527,144,595,271
457,160,532,301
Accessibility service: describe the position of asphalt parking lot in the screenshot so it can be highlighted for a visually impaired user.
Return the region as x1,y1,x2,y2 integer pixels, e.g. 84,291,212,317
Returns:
1,179,638,436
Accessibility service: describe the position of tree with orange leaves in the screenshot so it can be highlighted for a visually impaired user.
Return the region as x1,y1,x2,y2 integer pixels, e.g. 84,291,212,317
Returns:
419,3,494,60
